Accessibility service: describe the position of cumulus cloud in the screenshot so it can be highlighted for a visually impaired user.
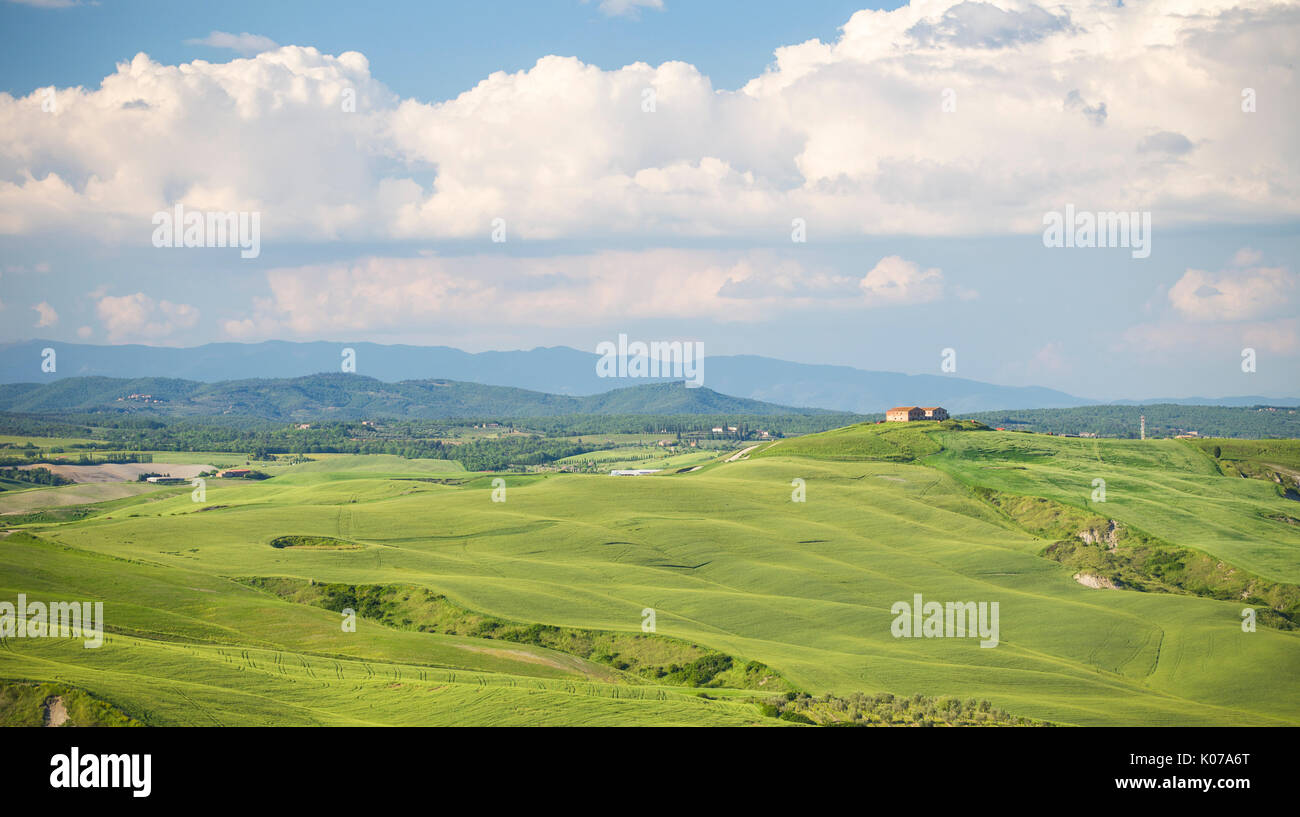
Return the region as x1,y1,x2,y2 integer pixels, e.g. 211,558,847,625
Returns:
1169,258,1295,321
221,250,955,339
1,1,1297,242
0,47,392,241
1122,252,1299,364
858,256,945,305
184,31,280,55
713,256,858,300
907,1,1074,49
715,253,954,305
95,292,199,342
32,301,57,327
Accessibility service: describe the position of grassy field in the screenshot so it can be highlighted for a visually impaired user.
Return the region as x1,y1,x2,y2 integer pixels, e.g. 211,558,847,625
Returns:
927,432,1300,584
554,445,725,472
1,423,1296,726
0,482,171,513
270,454,464,476
0,434,101,449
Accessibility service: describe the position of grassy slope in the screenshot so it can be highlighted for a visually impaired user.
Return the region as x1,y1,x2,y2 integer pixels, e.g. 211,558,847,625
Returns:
0,634,768,726
0,482,168,514
754,420,945,462
275,454,464,476
0,533,771,726
927,432,1300,584
0,437,1293,726
1191,439,1300,471
0,680,142,726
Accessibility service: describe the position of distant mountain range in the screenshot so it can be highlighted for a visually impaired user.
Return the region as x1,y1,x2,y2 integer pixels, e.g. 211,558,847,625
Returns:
0,375,834,420
1,340,1295,414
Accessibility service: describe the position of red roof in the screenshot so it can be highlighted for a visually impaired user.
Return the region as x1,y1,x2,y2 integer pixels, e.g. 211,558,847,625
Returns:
887,406,919,412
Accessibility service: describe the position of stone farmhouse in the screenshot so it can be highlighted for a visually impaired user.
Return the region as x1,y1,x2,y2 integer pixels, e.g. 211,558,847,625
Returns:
885,406,949,422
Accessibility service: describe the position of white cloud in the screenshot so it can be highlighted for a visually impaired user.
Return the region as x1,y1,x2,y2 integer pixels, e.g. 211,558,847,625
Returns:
221,250,956,339
1124,252,1299,364
76,325,92,339
1,1,1297,242
95,292,199,342
858,256,945,305
907,2,1074,49
1169,259,1295,322
0,47,391,241
184,31,280,55
32,301,57,327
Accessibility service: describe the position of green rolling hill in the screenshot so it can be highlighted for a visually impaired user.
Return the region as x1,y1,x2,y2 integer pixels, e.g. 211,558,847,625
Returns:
0,421,1296,726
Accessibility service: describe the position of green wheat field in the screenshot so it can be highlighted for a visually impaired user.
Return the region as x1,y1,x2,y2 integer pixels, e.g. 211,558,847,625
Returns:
2,423,1297,726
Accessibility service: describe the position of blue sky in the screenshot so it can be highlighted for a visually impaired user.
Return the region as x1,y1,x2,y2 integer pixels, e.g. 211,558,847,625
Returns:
1,0,885,99
0,0,1297,401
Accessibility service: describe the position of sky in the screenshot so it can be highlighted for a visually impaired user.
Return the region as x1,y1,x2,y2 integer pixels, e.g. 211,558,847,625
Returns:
0,0,1297,401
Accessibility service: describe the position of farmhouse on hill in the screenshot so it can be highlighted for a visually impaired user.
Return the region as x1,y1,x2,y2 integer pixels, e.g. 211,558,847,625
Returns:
886,406,949,422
